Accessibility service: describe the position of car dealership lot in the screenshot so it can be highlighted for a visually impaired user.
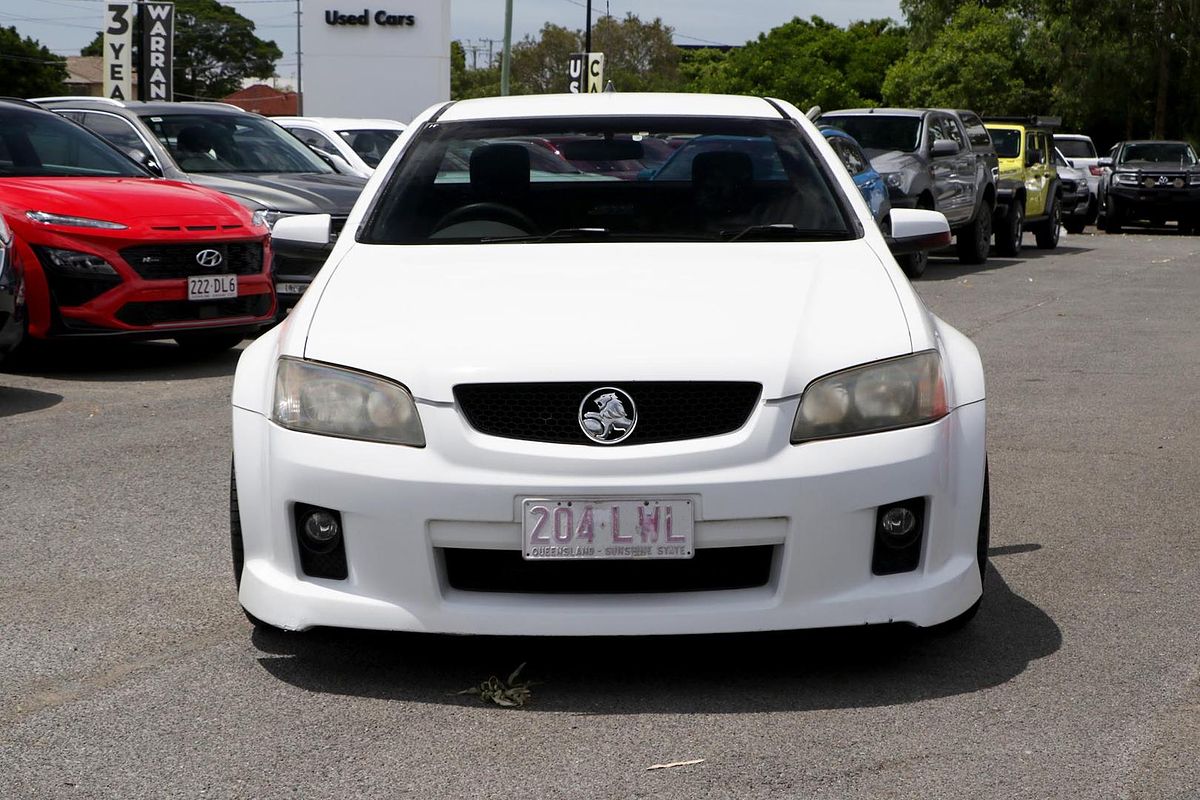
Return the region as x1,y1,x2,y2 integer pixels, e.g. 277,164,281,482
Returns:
2,230,1198,798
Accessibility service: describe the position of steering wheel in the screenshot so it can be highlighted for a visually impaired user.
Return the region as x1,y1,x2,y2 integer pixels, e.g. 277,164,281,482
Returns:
432,202,538,236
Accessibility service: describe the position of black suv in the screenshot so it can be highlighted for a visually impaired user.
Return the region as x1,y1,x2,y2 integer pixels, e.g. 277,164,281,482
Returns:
819,107,999,277
33,98,367,311
1096,140,1200,234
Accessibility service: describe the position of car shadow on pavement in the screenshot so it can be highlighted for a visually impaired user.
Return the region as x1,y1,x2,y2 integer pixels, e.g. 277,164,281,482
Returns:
2,339,244,382
252,564,1060,714
0,385,63,417
919,245,1093,282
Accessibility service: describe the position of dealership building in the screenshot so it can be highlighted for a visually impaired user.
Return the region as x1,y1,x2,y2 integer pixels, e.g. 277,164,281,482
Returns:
303,1,451,123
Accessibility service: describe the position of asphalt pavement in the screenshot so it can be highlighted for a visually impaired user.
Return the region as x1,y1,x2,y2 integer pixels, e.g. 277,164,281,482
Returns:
1,229,1198,799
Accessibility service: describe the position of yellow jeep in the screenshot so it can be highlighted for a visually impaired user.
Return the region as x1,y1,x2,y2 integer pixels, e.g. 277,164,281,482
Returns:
984,117,1063,254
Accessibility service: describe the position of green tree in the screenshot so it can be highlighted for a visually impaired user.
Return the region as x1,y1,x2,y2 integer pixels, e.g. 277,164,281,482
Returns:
505,14,684,95
451,40,500,100
683,17,906,111
0,26,67,97
510,22,580,94
591,14,681,92
81,0,281,99
882,5,1051,115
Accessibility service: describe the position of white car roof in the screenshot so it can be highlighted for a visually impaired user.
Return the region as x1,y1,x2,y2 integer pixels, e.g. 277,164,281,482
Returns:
1055,133,1094,142
437,93,783,122
274,116,406,130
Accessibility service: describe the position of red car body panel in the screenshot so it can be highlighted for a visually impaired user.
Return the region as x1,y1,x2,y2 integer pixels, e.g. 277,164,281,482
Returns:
0,177,274,340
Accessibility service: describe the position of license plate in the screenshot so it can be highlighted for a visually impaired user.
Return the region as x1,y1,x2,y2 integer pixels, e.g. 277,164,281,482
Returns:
187,274,237,300
521,497,694,560
276,282,308,296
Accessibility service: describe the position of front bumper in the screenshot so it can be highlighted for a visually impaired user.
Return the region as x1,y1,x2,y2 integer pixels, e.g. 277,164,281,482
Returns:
1108,185,1200,218
232,398,988,635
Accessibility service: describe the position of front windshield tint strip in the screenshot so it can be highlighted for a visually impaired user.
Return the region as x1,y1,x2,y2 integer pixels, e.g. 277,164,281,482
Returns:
361,116,855,245
138,113,334,174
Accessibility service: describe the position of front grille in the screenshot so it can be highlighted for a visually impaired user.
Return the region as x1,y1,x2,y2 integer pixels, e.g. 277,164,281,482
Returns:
120,241,265,279
442,546,775,594
115,294,271,326
454,381,761,446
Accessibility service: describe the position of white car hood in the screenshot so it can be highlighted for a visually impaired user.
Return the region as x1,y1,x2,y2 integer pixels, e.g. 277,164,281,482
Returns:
302,241,912,401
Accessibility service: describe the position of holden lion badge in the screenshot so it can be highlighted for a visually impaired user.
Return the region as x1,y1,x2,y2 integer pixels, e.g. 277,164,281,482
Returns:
579,387,637,444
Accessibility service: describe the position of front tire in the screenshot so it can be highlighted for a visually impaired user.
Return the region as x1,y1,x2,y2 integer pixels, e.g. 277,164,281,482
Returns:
1034,196,1061,249
1102,198,1123,233
994,200,1024,256
898,249,928,279
956,201,993,265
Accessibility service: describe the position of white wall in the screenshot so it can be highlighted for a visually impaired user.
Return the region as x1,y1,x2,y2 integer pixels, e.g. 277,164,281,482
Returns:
302,1,451,124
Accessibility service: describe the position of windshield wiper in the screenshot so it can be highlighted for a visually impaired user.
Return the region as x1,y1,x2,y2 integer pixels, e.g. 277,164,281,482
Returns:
482,227,611,243
721,223,848,242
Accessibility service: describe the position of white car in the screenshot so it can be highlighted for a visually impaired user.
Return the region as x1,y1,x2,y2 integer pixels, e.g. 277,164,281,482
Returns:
274,116,407,177
231,93,988,636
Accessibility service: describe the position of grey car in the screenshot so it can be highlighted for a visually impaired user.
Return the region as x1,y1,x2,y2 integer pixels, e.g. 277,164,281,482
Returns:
819,108,998,278
33,97,368,312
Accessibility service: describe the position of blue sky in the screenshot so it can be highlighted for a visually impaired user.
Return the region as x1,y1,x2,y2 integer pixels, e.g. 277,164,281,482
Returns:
5,0,903,86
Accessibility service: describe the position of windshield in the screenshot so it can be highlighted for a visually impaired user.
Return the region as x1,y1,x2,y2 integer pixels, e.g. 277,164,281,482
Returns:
1118,142,1198,166
361,116,852,245
819,115,921,153
990,129,1021,159
140,112,334,174
0,107,148,178
337,128,401,168
1057,138,1096,159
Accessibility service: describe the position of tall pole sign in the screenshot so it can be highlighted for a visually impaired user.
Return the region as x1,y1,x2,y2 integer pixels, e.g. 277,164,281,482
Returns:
102,3,133,101
568,52,604,93
139,2,175,101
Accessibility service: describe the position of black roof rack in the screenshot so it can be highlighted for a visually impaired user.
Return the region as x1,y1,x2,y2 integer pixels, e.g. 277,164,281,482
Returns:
983,115,1062,129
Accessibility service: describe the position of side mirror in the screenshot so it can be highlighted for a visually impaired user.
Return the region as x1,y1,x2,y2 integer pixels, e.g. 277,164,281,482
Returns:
143,157,164,177
1097,158,1113,169
886,208,952,255
271,213,332,246
931,139,959,157
1026,148,1043,166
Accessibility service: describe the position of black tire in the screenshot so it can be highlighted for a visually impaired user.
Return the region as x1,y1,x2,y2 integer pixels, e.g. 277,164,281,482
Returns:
898,250,928,279
175,331,245,356
1102,198,1123,233
956,201,993,265
230,460,280,632
1063,219,1087,235
925,462,989,633
1034,196,1061,249
994,200,1024,256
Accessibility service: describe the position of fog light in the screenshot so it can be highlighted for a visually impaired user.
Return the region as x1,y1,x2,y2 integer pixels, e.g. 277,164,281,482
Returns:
880,506,916,538
872,498,925,575
301,509,340,553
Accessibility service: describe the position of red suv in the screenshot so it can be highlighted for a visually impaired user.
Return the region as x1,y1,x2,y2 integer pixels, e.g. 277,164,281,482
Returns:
0,100,274,356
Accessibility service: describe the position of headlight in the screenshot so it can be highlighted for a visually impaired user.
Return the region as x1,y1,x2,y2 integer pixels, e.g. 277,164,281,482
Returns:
272,357,425,446
26,210,127,230
37,247,118,276
1189,173,1200,186
791,351,947,443
1113,173,1138,185
0,215,11,245
252,209,291,229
